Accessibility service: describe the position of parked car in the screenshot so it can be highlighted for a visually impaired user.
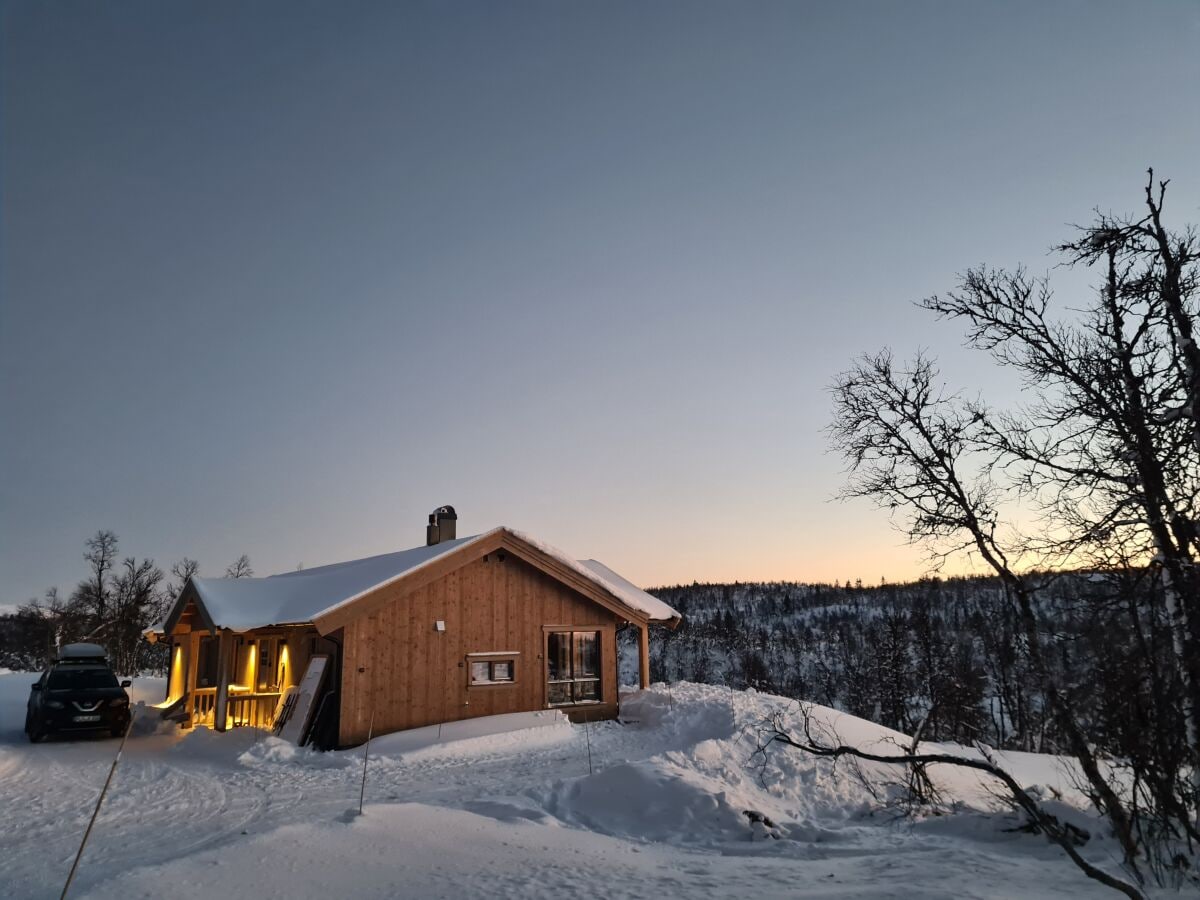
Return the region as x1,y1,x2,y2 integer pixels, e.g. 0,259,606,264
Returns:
25,643,132,742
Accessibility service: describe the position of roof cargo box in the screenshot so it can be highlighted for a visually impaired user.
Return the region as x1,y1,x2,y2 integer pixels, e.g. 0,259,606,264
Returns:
57,643,108,662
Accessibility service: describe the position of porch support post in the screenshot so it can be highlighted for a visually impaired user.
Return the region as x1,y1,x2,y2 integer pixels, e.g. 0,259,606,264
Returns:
637,622,651,690
213,629,233,733
184,631,201,724
164,640,173,702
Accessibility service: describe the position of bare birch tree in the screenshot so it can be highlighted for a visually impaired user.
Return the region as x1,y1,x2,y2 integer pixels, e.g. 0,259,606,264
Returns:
830,172,1199,885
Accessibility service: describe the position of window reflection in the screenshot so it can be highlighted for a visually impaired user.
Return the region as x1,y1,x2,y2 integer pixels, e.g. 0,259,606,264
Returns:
547,631,601,704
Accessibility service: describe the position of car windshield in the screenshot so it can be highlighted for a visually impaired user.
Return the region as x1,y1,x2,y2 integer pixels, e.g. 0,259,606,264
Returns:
47,668,119,690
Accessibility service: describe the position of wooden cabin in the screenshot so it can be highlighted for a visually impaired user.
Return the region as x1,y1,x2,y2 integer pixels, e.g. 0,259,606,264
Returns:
149,509,682,747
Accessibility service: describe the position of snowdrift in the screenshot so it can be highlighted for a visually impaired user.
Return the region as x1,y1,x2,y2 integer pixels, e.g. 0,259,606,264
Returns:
0,674,1119,899
544,761,749,844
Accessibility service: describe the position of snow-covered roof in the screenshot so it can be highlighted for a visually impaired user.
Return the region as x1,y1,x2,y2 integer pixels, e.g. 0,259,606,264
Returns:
166,528,680,633
573,558,681,624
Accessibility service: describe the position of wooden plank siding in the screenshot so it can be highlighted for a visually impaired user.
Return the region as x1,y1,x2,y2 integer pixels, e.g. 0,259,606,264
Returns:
338,549,623,746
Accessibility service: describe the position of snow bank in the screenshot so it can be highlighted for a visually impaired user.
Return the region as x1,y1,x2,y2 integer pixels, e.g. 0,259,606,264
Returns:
364,709,571,759
544,761,750,844
0,674,1124,900
239,735,351,768
128,702,179,737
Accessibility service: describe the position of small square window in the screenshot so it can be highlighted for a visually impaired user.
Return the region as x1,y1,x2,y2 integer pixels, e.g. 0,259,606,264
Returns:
469,655,517,686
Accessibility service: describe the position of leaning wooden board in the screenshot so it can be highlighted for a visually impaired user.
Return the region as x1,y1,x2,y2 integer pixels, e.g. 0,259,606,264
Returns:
271,687,299,735
277,655,329,745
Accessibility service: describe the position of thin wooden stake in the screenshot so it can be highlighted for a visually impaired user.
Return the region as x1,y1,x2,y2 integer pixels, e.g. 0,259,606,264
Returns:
357,710,375,815
583,715,594,775
61,710,136,900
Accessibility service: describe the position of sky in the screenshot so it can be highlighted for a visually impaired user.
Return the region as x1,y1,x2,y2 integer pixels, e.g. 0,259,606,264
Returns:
2,0,1199,608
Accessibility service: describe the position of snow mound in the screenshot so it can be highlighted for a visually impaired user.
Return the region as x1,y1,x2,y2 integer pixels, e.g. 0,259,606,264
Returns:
619,683,738,744
239,735,350,768
364,709,571,760
460,796,552,823
0,673,1125,898
544,761,750,845
129,703,178,736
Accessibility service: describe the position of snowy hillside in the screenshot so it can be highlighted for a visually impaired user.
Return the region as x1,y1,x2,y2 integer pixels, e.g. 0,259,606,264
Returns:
627,574,1152,759
0,673,1133,899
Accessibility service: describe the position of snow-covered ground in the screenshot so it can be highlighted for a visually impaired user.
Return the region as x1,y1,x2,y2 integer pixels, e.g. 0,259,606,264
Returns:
0,673,1138,899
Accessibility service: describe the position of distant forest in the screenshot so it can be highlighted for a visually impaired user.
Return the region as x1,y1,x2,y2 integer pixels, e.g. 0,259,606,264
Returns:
622,569,1170,759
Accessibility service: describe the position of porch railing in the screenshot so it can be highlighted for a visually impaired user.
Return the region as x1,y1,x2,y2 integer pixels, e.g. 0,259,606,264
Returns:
192,687,216,724
189,688,281,730
228,692,281,729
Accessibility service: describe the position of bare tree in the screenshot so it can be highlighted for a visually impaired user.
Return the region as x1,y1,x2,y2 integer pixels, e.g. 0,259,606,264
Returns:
224,554,253,579
108,557,163,674
76,530,119,626
829,173,1199,884
169,557,200,589
163,557,200,613
830,351,1140,863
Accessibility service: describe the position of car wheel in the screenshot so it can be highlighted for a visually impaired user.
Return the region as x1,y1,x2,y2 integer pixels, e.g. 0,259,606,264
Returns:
27,720,47,743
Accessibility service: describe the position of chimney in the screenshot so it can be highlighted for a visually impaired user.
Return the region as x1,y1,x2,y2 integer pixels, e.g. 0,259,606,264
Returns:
426,505,458,546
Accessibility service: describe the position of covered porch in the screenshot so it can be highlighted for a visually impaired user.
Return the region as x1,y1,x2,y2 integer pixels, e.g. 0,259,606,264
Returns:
158,617,320,732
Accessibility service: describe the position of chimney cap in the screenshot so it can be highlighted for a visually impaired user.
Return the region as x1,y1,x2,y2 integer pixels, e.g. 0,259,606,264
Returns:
432,505,457,520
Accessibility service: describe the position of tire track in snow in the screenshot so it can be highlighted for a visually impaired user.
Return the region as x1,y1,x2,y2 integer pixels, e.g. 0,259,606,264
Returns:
0,734,325,899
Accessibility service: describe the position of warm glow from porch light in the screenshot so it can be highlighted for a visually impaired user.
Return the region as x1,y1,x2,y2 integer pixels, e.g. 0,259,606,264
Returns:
168,645,184,701
279,644,289,686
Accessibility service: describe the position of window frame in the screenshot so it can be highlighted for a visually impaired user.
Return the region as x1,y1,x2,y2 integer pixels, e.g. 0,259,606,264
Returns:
466,651,520,688
543,627,605,707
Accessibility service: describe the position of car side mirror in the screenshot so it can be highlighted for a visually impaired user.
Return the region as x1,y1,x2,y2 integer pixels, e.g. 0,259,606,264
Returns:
120,680,132,688
31,683,41,691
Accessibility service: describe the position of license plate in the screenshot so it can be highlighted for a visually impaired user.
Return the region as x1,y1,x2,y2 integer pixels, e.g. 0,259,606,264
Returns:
73,715,101,723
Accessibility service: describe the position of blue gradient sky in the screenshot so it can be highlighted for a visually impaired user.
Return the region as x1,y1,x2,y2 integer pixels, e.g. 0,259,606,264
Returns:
3,1,1199,606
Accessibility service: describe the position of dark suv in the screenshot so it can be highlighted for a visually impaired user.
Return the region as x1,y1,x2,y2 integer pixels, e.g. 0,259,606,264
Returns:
25,643,132,742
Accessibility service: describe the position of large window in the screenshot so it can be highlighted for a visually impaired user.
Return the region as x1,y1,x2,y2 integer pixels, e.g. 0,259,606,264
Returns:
547,631,601,705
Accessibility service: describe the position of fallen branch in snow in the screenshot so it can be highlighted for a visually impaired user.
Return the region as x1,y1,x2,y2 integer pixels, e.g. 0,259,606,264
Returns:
904,709,942,810
753,705,1146,900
